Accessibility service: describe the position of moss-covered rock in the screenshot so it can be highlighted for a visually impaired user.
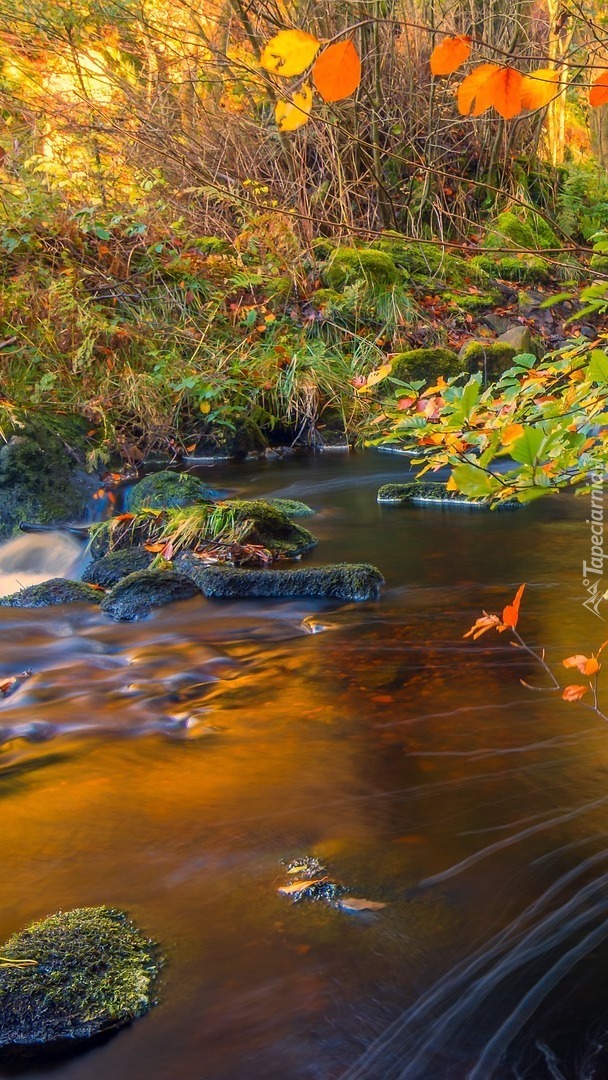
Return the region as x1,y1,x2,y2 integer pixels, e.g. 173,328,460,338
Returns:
470,211,559,285
100,570,200,621
444,289,503,314
391,347,463,383
193,236,232,255
124,470,218,512
0,578,103,608
0,906,159,1049
459,340,519,378
470,254,551,285
370,234,491,286
0,417,99,540
266,498,315,517
176,555,384,601
82,547,155,588
377,481,519,509
323,248,399,290
311,288,351,311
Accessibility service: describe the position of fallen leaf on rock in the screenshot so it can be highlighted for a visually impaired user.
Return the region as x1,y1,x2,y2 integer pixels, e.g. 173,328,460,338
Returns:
278,878,327,896
338,897,387,912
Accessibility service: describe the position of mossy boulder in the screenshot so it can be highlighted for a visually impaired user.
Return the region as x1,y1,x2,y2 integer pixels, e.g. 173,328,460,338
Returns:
391,347,463,383
0,906,159,1050
100,570,200,621
0,417,99,540
377,481,519,509
370,234,490,286
0,579,103,608
470,254,551,285
124,471,218,512
175,555,384,601
266,498,315,517
459,340,520,378
82,547,155,588
444,289,503,314
323,248,399,290
485,210,559,252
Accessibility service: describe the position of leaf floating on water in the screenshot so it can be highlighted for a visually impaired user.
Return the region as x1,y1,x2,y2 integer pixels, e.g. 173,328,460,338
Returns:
0,670,32,698
278,878,327,896
337,898,387,913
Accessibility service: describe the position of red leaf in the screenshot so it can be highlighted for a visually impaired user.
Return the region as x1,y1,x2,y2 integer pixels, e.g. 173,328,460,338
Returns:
502,583,526,630
430,35,471,77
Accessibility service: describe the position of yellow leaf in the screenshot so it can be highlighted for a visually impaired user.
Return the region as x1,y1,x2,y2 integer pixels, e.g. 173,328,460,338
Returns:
501,422,524,445
312,40,361,103
458,64,501,115
446,475,459,491
430,35,471,77
275,83,313,131
200,400,211,414
520,69,559,110
356,362,393,393
590,72,608,108
260,30,320,78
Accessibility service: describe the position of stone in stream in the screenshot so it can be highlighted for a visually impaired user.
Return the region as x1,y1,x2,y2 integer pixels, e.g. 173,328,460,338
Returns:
0,907,160,1052
100,570,200,621
0,579,103,608
82,547,155,588
377,482,520,510
124,470,219,512
175,554,384,601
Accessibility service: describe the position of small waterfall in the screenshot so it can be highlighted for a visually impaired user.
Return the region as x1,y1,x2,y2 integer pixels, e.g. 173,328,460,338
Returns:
0,531,84,596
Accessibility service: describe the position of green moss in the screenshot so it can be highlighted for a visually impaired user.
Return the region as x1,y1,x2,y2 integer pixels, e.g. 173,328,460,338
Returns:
193,236,232,255
370,234,490,286
470,254,551,284
175,555,384,601
82,547,155,587
323,248,399,290
0,906,160,1048
391,347,463,383
311,288,349,310
444,290,503,313
124,470,218,512
0,578,103,608
485,210,559,252
100,570,199,620
266,498,315,516
460,340,518,378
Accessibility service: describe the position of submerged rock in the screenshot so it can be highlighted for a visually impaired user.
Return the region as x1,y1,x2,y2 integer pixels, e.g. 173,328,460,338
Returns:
377,482,520,509
0,579,103,608
0,417,99,540
0,906,159,1050
176,555,384,601
82,547,155,588
100,570,199,621
124,470,218,512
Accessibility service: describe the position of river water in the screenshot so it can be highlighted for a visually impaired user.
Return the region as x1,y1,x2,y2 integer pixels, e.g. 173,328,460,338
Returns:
0,452,605,1080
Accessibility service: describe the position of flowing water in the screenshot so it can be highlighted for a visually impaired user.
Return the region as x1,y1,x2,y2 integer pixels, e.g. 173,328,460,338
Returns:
0,452,606,1080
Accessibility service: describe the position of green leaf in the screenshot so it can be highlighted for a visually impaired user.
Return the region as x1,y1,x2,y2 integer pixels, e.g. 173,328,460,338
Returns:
511,353,537,368
451,463,502,499
587,349,608,384
509,427,546,465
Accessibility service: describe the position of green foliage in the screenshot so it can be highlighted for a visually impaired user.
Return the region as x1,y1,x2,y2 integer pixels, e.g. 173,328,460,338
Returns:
557,163,608,240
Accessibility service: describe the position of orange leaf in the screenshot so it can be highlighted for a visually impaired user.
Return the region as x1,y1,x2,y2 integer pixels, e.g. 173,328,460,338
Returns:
562,684,589,702
501,423,524,446
502,583,526,630
485,66,523,119
114,513,135,523
590,72,608,108
463,612,504,640
144,542,165,553
563,654,600,676
430,35,471,77
520,69,559,110
458,64,500,115
312,40,361,103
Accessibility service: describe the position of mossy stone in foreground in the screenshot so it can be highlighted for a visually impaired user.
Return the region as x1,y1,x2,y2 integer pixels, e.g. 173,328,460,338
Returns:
460,340,518,379
82,547,155,588
323,248,399,290
0,906,159,1049
100,570,200,621
0,579,103,608
266,498,315,517
124,470,218,512
176,555,384,601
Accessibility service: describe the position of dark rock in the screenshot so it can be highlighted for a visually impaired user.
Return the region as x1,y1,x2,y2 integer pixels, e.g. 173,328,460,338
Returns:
124,470,218,512
0,417,99,540
175,555,384,601
0,907,159,1049
481,313,513,335
377,481,520,509
82,547,155,587
0,579,103,608
100,570,200,621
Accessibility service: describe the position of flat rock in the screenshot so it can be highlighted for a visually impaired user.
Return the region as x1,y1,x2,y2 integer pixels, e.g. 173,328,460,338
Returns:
0,906,159,1050
0,579,103,608
377,482,520,510
124,470,218,512
82,547,155,588
175,555,384,601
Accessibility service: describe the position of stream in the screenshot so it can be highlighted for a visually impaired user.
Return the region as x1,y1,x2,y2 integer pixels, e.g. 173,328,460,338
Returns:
0,451,605,1080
